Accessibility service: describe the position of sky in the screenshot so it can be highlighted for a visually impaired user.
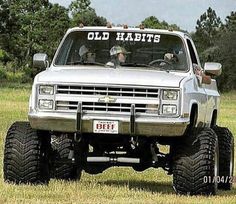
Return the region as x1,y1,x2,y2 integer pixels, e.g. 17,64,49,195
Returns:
49,0,236,32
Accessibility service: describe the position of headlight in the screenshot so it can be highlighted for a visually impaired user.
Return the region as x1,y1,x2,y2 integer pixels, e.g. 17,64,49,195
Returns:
163,90,178,100
162,105,177,115
39,85,54,95
39,99,53,110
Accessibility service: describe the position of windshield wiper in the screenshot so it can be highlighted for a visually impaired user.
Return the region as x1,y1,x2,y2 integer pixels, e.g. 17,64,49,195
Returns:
66,61,104,66
121,63,169,72
121,63,151,67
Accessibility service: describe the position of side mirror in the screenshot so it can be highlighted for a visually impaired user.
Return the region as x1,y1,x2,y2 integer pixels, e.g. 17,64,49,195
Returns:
33,53,49,69
204,62,222,76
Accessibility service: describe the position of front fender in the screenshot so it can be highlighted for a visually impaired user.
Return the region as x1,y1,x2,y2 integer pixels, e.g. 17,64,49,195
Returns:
180,76,207,126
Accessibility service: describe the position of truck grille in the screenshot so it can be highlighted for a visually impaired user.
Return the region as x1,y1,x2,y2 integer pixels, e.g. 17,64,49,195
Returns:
56,101,158,114
57,85,159,98
55,85,159,114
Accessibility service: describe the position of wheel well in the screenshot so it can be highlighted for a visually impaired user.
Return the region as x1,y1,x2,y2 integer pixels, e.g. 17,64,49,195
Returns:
211,110,217,128
190,104,198,128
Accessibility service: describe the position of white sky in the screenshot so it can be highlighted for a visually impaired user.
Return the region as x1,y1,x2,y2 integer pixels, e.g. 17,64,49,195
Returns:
49,0,236,31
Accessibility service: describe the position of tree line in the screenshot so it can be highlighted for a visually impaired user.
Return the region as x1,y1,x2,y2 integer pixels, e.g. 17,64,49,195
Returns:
0,0,235,91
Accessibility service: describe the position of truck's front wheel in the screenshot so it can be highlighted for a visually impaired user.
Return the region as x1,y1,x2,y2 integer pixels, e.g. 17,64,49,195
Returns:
4,122,50,184
172,128,219,195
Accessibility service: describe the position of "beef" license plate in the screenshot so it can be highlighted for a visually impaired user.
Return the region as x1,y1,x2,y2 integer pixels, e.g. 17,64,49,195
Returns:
93,120,118,134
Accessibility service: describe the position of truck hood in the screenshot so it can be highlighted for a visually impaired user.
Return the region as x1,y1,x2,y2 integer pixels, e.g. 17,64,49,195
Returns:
37,67,185,87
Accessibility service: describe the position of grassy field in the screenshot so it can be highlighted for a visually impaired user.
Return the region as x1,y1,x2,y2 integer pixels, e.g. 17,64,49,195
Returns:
0,86,235,203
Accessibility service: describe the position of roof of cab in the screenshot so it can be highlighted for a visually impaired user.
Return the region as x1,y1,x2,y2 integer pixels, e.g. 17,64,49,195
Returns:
66,26,190,39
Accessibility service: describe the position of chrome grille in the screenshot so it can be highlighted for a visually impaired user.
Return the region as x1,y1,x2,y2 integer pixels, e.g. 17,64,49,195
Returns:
56,101,158,114
57,85,159,98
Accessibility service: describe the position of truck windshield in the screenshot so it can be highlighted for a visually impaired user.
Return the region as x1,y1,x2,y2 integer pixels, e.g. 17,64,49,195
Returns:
55,30,188,71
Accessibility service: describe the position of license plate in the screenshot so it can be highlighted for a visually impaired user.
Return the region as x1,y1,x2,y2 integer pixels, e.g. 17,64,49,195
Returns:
93,120,118,134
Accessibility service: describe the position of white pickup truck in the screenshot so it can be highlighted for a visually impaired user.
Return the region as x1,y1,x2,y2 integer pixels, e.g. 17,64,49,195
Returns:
3,26,234,195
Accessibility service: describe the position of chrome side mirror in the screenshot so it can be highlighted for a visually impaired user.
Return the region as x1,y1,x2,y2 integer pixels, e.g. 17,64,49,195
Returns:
204,62,222,76
33,53,49,69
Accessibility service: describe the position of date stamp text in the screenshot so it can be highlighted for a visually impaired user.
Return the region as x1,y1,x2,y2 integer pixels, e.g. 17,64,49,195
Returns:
203,176,236,184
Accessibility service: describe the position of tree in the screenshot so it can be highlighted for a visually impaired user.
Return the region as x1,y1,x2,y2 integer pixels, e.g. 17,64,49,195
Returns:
0,0,51,68
69,0,107,26
0,0,21,67
225,11,236,32
0,0,8,34
0,1,10,64
31,3,70,60
0,0,70,73
193,7,222,54
69,0,92,16
141,16,180,30
12,0,51,66
0,49,10,65
193,10,236,91
31,3,70,75
215,12,236,91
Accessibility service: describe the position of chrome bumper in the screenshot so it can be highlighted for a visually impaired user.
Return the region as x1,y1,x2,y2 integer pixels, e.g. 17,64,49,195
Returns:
28,110,189,137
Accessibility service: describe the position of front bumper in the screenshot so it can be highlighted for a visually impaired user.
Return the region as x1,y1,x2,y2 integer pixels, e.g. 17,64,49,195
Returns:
28,110,189,137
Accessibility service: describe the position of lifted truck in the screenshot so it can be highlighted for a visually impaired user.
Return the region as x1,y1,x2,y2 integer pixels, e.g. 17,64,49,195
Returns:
3,26,234,195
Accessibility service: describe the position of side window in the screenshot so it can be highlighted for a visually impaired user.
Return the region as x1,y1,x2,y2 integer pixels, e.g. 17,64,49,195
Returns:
187,39,198,64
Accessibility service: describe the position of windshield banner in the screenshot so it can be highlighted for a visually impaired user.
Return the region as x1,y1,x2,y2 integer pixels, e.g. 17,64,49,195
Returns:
87,32,161,43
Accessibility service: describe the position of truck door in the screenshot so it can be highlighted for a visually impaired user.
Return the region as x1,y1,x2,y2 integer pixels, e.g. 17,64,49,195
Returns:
202,78,220,126
186,38,208,126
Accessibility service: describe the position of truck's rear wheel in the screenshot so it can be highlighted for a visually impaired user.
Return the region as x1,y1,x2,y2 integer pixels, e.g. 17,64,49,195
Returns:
213,126,234,190
51,134,81,180
4,122,50,184
172,128,219,195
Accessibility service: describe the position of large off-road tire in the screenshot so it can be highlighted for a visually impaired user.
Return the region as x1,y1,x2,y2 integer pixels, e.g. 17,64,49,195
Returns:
51,134,81,180
212,126,234,190
172,128,219,195
4,122,50,184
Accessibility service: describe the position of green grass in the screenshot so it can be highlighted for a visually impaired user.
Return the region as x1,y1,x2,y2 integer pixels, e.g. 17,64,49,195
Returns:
0,87,235,203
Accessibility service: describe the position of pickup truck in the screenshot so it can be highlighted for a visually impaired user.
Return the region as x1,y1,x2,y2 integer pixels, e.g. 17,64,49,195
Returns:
3,26,234,195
